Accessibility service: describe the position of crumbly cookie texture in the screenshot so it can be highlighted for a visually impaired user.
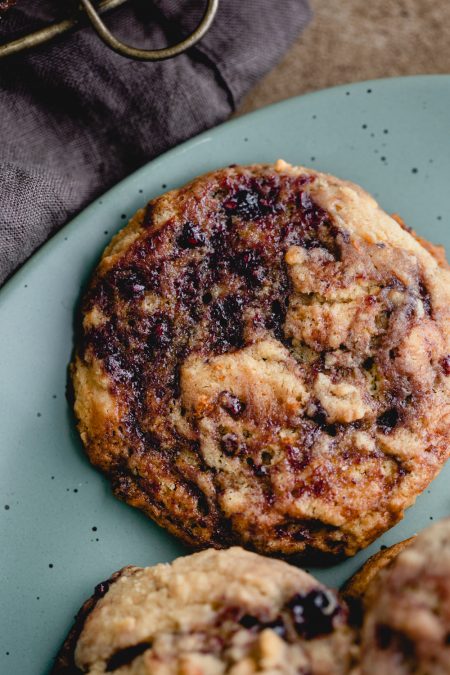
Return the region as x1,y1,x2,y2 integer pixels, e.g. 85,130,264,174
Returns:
52,548,355,675
72,160,450,558
357,518,450,674
341,538,414,613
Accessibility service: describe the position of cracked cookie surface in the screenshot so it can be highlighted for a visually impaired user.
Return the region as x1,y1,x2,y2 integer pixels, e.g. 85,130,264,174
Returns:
72,160,450,558
52,548,354,675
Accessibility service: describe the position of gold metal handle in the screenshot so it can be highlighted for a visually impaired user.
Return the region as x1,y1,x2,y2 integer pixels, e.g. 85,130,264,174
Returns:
0,0,219,61
80,0,219,61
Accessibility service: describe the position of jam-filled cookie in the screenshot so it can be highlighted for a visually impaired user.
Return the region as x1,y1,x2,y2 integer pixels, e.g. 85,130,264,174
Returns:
71,160,450,558
52,547,354,674
350,518,450,674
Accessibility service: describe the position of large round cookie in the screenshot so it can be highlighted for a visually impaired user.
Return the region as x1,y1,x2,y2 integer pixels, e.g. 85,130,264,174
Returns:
356,518,450,674
52,547,354,675
72,160,450,558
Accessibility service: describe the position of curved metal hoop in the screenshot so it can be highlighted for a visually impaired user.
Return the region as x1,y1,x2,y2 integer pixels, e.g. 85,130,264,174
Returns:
80,0,219,61
0,0,219,60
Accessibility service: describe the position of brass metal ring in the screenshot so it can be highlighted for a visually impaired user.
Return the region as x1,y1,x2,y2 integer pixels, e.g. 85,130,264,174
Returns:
80,0,219,61
0,0,219,61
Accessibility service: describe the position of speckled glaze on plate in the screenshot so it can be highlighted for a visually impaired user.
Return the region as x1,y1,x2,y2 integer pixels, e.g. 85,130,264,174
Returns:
1,76,449,674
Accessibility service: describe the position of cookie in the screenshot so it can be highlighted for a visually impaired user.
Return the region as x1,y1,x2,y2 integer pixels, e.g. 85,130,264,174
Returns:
341,538,414,624
71,160,450,558
355,518,450,674
52,547,354,675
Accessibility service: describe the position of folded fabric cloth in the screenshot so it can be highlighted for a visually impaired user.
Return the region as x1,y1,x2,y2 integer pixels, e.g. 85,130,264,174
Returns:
0,0,311,285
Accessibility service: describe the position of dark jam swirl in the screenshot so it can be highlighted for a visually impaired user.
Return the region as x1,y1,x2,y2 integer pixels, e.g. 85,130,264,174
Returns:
76,165,445,557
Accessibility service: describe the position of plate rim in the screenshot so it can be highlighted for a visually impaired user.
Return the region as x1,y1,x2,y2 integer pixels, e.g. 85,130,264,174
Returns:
2,73,450,302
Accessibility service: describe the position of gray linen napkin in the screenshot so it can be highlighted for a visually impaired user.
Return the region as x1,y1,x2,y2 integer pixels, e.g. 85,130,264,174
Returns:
0,0,311,285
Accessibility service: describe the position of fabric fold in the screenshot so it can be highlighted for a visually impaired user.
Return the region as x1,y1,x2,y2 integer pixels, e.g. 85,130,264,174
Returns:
0,0,311,284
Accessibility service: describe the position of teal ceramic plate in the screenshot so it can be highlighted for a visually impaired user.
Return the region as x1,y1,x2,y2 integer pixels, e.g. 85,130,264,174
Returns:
1,75,450,673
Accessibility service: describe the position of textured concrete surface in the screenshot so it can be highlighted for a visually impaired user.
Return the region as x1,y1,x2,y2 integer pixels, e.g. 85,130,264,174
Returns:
237,0,450,114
